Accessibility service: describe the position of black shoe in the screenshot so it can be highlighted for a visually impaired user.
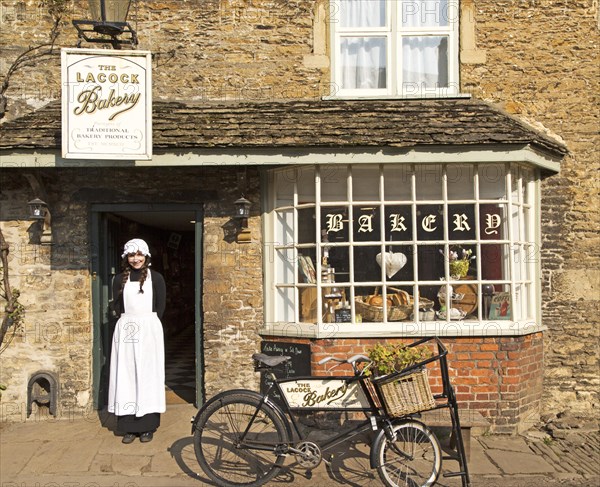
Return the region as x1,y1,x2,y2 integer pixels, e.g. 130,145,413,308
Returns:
140,431,153,443
122,433,136,444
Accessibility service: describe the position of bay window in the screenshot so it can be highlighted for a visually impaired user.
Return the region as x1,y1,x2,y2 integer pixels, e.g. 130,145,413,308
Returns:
264,163,541,338
331,0,459,98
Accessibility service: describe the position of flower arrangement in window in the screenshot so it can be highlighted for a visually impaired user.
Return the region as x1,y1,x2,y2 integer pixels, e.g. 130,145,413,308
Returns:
440,246,476,279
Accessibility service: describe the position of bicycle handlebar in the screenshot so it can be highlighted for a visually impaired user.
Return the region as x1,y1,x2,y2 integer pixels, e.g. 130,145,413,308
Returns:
318,354,370,366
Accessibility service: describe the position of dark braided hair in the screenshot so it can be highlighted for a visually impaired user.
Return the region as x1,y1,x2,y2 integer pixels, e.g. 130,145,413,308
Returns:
119,254,152,295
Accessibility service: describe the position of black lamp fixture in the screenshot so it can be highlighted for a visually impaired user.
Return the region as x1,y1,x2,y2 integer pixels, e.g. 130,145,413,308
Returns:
28,198,48,220
234,196,251,243
73,0,138,49
27,198,52,245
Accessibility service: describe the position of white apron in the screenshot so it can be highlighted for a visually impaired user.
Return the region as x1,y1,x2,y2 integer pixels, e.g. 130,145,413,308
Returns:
108,271,166,417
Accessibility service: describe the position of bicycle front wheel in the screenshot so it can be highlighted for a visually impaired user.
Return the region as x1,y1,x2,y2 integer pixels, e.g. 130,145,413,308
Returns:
193,392,290,487
373,420,442,487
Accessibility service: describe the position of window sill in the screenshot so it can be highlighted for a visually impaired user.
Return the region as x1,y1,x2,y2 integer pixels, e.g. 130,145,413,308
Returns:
260,320,546,339
322,93,472,101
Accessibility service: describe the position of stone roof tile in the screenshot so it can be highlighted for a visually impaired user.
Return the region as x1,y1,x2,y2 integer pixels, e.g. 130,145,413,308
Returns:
0,98,568,156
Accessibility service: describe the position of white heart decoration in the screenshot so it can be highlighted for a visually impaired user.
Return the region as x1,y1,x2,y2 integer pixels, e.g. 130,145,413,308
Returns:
376,251,407,278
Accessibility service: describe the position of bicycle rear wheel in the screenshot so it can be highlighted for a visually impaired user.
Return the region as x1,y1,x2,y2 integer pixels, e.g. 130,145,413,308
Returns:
374,420,442,487
194,392,290,487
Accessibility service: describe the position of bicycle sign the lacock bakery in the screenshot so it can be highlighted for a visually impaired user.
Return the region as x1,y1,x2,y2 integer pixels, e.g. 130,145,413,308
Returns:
279,378,371,409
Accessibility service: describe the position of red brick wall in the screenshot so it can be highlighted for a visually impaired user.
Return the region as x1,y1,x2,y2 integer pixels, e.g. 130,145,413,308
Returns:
262,333,544,434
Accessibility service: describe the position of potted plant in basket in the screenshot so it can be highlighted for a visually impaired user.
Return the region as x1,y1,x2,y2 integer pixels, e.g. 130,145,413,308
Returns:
365,343,436,417
365,342,433,377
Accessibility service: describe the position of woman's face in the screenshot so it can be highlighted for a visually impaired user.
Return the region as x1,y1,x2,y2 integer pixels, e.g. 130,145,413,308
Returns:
127,252,146,270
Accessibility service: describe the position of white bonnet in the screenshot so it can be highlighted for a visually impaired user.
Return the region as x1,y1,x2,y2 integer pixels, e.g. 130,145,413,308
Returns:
121,238,151,258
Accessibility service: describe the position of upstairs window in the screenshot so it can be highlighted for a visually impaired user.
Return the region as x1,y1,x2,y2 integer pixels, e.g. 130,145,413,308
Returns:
331,0,459,98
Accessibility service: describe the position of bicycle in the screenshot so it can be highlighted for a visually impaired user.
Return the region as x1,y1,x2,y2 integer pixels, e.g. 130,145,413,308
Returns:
191,337,470,487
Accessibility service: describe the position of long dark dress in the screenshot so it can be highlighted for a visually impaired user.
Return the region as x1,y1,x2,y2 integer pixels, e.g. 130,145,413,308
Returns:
110,268,166,434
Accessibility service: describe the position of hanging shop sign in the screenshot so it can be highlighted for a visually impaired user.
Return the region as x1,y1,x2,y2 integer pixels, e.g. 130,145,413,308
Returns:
61,48,152,160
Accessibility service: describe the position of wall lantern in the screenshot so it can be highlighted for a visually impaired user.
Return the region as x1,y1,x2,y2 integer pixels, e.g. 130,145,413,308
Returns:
73,0,138,49
28,198,48,220
234,197,251,243
27,198,52,245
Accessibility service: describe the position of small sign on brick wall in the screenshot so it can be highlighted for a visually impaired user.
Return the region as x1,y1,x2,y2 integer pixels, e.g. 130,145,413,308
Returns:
61,48,152,160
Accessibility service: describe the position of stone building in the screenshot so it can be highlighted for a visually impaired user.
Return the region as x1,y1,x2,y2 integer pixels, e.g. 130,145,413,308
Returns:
0,0,597,434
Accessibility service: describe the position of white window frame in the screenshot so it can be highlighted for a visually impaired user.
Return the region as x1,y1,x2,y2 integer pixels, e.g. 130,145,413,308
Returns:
263,162,543,339
329,0,460,99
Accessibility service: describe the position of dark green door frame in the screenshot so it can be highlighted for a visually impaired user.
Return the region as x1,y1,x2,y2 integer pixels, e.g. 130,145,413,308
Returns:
90,203,204,409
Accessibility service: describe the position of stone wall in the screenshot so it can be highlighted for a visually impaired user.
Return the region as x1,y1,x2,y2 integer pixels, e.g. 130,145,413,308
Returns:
460,0,600,420
1,0,598,422
0,167,263,421
0,0,326,120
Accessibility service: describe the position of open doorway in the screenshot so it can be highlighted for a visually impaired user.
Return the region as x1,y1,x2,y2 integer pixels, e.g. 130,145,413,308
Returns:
91,204,203,409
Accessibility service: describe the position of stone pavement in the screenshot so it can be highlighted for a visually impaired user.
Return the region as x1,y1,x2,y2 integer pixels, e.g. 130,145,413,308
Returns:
1,403,598,487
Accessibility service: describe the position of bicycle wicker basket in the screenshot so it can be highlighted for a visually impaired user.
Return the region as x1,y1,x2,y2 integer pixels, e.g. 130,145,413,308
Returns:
374,368,436,417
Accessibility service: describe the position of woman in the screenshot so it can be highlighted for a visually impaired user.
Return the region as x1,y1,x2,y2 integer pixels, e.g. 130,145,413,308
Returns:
108,238,166,444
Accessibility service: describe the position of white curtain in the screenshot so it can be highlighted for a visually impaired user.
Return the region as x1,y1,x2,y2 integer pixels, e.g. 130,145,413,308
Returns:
341,37,387,90
402,0,449,27
340,0,386,28
339,0,387,90
402,36,448,90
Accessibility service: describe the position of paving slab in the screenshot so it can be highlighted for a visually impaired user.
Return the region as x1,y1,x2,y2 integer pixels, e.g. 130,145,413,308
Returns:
467,439,502,476
478,435,533,453
111,453,153,475
485,448,556,475
0,440,41,475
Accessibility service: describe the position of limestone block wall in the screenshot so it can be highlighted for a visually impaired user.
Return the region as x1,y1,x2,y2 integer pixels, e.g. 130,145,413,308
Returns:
0,0,327,120
0,0,597,421
0,167,263,421
459,0,600,419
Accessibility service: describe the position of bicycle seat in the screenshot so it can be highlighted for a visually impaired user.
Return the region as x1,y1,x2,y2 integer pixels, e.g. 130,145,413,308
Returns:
252,353,292,368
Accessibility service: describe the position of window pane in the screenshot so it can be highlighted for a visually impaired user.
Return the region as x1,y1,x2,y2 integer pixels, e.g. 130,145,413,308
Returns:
297,166,316,204
402,0,449,28
417,244,444,280
480,244,509,281
415,165,443,200
385,245,413,281
352,166,380,201
340,0,386,28
275,209,294,246
448,204,476,241
340,37,387,90
320,166,347,202
416,204,443,241
298,208,316,245
275,248,295,284
385,205,413,241
275,169,295,206
447,164,475,199
480,204,508,240
402,36,448,89
384,164,412,200
354,245,383,282
479,164,507,199
482,284,511,322
275,287,295,322
353,206,380,241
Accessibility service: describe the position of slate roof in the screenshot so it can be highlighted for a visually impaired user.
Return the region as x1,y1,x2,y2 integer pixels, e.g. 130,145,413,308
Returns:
0,98,567,156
